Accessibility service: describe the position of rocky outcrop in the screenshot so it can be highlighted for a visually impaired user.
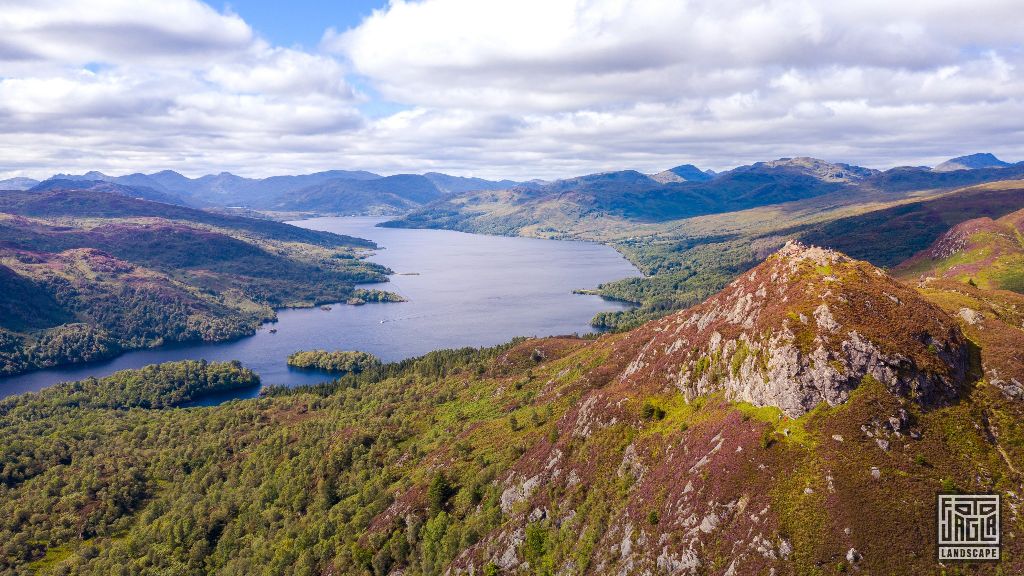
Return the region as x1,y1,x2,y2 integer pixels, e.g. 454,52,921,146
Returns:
620,241,972,416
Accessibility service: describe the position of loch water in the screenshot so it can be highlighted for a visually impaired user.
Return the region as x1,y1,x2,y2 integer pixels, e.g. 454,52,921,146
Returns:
0,217,640,400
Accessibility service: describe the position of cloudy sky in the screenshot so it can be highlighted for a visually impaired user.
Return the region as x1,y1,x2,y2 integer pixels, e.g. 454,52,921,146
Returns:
1,0,1022,180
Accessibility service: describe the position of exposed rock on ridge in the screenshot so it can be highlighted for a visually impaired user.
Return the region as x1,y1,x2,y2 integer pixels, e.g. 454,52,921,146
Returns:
619,241,972,416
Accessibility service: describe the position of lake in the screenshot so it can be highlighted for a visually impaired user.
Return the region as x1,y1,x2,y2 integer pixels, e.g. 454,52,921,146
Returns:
0,217,639,400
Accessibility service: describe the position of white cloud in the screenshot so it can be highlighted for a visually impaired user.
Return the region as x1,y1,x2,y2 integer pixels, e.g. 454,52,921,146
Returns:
0,0,366,178
316,0,1024,177
0,0,253,65
1,0,1023,180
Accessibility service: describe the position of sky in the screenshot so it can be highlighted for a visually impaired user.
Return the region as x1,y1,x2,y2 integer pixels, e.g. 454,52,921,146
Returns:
1,0,1023,181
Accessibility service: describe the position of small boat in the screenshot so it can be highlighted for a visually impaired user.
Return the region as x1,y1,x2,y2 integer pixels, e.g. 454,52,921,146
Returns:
379,320,385,324
269,328,277,334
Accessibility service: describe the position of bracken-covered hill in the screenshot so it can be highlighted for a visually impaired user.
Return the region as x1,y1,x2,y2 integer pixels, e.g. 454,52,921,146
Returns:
0,243,1021,575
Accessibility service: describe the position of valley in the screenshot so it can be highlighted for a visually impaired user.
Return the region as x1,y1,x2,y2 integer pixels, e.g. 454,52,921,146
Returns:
385,157,1024,330
0,216,637,397
1,239,1021,575
2,153,1023,576
6,3,1024,575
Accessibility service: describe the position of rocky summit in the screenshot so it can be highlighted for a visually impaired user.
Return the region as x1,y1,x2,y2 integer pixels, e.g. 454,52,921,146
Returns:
618,241,971,416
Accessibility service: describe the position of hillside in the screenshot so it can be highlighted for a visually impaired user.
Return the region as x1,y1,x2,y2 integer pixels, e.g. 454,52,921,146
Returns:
277,174,448,215
800,180,1024,267
30,179,193,206
0,189,374,248
385,158,874,232
0,189,397,377
893,208,1024,292
0,243,1020,575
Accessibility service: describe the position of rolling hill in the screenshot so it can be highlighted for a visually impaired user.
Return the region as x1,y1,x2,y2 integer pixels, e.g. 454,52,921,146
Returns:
29,178,193,206
1,242,1019,575
0,189,398,377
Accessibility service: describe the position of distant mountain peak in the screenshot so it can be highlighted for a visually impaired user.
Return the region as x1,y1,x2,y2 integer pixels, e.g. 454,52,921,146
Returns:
0,176,40,190
932,152,1010,172
650,163,713,184
749,157,879,182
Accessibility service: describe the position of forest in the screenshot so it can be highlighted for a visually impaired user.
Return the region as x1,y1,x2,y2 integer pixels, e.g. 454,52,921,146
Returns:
286,350,382,373
0,343,536,575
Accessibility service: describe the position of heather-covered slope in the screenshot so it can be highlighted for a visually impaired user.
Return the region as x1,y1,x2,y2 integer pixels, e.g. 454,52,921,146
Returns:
0,191,396,376
1,244,1020,575
0,189,375,248
894,207,1024,292
802,181,1024,268
30,178,193,207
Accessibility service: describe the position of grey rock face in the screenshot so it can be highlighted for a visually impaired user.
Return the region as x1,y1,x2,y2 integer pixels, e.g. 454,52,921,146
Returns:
625,241,970,417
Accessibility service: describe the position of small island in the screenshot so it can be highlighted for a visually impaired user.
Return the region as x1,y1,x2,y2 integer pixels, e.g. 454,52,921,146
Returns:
286,349,381,373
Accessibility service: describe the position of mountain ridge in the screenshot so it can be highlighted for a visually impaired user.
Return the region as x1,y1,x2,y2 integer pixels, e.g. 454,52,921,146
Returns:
34,168,517,213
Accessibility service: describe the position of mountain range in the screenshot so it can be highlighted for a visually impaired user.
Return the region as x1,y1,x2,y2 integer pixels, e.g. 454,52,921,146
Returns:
2,152,1017,219
4,169,519,216
2,149,1024,574
386,154,1024,233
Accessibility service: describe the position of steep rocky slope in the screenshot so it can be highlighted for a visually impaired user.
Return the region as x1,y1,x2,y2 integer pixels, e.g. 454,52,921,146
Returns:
614,242,970,416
